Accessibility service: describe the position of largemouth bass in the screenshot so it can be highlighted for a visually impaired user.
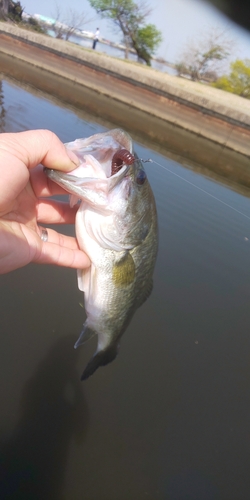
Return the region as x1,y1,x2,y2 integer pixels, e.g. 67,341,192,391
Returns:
45,129,158,380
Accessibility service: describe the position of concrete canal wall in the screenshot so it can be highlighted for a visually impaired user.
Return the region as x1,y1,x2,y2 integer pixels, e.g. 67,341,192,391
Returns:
0,21,250,158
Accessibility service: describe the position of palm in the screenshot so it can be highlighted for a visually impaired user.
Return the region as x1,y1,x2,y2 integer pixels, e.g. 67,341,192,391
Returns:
2,179,37,229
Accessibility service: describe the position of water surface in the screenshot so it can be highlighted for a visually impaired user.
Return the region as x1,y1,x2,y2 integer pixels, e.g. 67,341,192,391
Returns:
1,78,250,499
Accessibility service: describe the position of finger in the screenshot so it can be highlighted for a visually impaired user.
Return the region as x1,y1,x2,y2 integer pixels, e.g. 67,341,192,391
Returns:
34,228,90,268
0,130,79,172
36,242,90,269
36,200,79,224
30,165,72,197
38,227,80,250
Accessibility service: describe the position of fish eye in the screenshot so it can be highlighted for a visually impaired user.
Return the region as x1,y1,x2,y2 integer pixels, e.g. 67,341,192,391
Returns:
136,169,147,185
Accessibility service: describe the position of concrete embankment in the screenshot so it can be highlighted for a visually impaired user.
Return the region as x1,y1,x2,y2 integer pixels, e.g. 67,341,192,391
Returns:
0,22,250,161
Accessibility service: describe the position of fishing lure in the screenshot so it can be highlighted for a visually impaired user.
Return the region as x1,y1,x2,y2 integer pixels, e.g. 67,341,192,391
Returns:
111,149,135,175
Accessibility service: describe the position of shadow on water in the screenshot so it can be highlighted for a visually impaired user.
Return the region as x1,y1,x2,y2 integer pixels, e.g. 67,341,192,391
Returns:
0,335,89,500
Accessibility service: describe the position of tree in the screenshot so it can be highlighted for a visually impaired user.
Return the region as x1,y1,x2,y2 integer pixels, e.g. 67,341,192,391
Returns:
26,16,47,34
0,0,23,21
64,9,95,41
175,28,232,82
8,1,23,22
52,3,93,41
0,0,9,18
132,24,162,64
88,0,162,65
213,59,250,98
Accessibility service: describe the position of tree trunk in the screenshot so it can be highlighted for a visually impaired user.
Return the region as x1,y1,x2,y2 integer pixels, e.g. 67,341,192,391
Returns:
124,36,129,59
0,0,9,16
125,45,129,59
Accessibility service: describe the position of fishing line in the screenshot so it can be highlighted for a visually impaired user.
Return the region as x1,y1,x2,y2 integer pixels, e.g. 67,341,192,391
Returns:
140,158,250,222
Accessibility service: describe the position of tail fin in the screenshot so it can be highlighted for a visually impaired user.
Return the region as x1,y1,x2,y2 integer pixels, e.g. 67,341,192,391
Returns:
81,343,119,381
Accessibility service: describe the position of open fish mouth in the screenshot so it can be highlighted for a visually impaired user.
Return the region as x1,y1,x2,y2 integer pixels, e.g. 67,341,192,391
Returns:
65,128,135,178
45,128,136,193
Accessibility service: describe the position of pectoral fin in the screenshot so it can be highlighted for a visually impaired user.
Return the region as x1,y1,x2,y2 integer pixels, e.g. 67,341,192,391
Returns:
112,252,135,287
77,268,89,292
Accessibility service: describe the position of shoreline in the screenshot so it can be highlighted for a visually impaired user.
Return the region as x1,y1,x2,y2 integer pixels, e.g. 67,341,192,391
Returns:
0,22,250,161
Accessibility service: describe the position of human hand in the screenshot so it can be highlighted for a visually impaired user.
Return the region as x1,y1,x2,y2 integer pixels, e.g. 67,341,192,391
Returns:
0,129,90,274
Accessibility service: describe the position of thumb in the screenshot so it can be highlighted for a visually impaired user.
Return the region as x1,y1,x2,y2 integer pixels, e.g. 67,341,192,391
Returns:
0,129,79,172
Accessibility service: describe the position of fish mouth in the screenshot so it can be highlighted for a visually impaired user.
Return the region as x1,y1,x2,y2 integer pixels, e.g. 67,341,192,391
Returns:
44,129,134,194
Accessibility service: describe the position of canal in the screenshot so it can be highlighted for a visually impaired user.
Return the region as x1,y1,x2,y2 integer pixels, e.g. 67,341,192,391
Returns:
0,77,250,499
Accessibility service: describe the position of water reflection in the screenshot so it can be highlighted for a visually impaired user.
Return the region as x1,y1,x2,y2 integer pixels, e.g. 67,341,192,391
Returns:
0,335,88,499
1,65,250,196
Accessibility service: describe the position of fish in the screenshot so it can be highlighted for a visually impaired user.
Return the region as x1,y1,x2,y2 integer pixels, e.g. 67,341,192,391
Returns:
45,128,158,380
